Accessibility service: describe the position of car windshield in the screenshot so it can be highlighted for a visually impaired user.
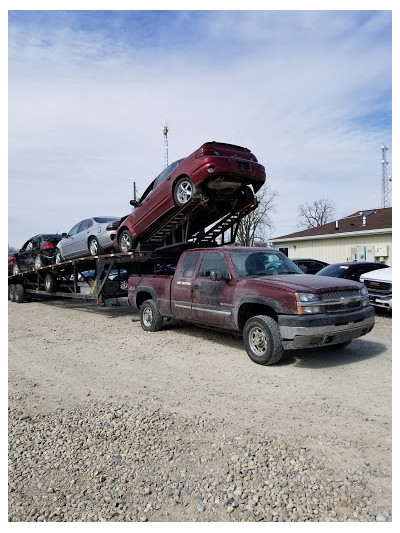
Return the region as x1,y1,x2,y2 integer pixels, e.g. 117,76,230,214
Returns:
93,217,119,223
228,250,302,278
316,264,350,278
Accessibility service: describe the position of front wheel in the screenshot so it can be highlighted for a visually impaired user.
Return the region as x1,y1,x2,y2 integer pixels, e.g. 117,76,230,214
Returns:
243,315,284,365
140,299,163,332
119,230,133,253
174,177,194,207
55,250,64,264
34,255,43,270
88,236,103,256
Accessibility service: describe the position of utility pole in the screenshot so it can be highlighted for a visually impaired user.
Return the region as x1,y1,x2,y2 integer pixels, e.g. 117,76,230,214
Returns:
133,181,137,202
163,124,169,169
381,144,390,208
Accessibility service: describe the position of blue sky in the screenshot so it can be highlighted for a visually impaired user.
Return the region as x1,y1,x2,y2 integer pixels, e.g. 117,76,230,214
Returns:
8,9,392,248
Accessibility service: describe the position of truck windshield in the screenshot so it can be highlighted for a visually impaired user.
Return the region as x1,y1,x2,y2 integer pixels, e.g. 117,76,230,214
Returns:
228,250,302,278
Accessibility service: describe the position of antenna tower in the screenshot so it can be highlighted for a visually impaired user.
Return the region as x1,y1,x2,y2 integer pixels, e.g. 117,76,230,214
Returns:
163,124,169,169
380,145,390,208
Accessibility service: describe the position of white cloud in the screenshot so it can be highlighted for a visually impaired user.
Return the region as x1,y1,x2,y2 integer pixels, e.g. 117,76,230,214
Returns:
8,10,392,246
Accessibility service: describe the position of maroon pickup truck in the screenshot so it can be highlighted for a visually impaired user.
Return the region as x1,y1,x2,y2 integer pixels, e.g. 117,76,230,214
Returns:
128,247,375,365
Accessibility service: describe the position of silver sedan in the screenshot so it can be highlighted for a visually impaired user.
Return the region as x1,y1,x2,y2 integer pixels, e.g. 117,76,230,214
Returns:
56,217,121,261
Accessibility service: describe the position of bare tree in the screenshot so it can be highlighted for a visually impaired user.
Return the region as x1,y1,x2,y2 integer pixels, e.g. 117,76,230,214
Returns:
235,184,278,246
297,199,336,229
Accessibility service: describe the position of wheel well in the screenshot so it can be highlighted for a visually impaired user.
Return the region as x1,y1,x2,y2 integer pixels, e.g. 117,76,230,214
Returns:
117,225,129,239
238,303,278,331
136,291,153,308
172,174,190,192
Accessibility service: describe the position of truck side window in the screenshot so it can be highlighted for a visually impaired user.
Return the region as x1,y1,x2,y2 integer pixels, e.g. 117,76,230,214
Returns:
179,253,199,278
198,252,230,278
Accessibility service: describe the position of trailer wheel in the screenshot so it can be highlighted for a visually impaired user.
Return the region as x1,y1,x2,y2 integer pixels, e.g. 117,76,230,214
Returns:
174,177,194,207
119,230,133,253
88,237,103,256
14,283,25,303
44,272,57,293
9,284,16,301
243,315,284,365
140,299,163,332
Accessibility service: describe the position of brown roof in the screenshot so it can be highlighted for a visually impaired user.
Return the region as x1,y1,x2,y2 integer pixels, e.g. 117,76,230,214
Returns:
272,208,392,240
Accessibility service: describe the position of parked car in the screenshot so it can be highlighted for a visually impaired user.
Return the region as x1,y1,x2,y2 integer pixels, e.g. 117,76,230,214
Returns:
316,261,389,282
115,141,266,253
69,268,128,290
360,267,392,310
291,258,328,274
12,234,62,274
8,252,16,275
56,217,121,262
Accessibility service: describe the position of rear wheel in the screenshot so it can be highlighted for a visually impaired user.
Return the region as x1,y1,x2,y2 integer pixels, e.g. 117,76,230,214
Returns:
174,177,194,207
243,315,284,365
14,284,25,303
119,230,133,253
9,284,16,301
88,236,103,256
44,272,57,293
140,299,163,332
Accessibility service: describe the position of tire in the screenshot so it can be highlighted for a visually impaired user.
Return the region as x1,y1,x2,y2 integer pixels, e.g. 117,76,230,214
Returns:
140,299,163,332
88,236,103,256
34,255,44,270
240,185,255,204
44,272,57,293
13,264,20,275
14,283,25,303
174,177,194,207
243,315,284,365
55,250,64,264
9,284,16,301
119,230,133,253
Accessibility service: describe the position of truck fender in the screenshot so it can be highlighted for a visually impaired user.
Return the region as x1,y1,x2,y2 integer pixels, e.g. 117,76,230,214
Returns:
234,296,283,330
132,286,159,311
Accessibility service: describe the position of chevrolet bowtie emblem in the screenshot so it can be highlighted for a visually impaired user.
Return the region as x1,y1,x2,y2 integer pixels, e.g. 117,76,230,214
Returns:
340,297,350,305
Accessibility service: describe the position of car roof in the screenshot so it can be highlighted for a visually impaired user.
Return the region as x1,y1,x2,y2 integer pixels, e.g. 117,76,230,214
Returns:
328,261,385,267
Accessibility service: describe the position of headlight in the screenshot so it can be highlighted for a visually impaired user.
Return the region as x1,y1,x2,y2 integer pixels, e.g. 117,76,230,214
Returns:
300,305,323,314
296,292,319,302
360,286,369,296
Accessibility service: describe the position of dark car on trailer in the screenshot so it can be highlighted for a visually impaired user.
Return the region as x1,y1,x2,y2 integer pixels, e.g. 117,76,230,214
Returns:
12,234,62,274
291,258,328,274
115,141,266,253
316,261,389,282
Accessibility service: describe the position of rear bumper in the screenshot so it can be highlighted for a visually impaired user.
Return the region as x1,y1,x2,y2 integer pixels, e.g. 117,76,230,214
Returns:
278,307,375,350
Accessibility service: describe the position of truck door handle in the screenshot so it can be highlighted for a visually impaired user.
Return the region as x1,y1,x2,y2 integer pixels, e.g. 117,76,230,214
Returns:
193,284,200,290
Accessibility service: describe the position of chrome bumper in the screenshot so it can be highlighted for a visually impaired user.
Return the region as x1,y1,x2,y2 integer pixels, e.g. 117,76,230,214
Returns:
279,312,375,350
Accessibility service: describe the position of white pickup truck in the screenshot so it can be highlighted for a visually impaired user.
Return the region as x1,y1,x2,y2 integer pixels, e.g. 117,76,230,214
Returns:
360,267,392,310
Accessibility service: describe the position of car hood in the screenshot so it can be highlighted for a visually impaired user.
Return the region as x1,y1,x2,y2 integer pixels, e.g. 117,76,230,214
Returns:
360,267,392,282
246,274,363,293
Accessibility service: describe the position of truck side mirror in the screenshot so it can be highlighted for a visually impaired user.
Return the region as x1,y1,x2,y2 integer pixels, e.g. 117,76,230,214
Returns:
209,269,230,282
62,233,67,238
130,200,139,207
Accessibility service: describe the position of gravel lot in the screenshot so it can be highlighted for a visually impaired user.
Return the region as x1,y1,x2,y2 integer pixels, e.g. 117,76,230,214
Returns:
8,298,392,522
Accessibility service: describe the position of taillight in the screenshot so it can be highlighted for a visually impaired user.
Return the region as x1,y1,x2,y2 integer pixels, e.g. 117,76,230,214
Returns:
43,242,54,250
8,256,15,264
106,221,121,231
195,147,221,158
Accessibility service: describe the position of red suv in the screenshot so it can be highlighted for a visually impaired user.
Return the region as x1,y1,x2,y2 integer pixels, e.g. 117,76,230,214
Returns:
115,141,266,252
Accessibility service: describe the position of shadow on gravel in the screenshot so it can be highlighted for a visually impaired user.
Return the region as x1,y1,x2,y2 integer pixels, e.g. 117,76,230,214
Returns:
280,338,387,369
23,296,136,319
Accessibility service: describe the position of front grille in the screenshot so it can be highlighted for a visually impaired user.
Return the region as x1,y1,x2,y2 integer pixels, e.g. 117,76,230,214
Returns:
325,300,362,314
363,280,392,295
320,290,359,300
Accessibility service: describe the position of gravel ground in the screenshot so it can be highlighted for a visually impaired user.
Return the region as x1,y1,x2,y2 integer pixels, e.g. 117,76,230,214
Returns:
8,299,392,522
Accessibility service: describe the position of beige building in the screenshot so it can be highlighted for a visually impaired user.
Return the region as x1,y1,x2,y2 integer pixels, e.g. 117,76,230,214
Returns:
271,208,392,266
